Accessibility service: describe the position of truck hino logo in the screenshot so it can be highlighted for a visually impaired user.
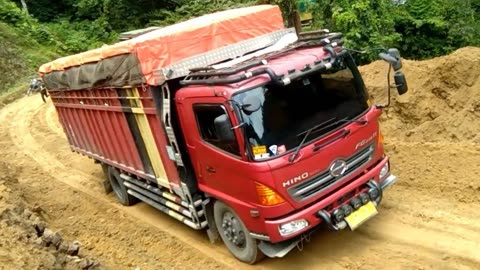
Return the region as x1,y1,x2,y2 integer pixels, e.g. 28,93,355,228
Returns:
330,160,348,177
283,172,309,188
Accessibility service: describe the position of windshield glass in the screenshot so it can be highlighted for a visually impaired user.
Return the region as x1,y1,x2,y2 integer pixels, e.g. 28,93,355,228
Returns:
232,53,369,160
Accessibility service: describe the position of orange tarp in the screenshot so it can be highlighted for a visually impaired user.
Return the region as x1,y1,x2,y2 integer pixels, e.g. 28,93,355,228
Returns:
39,5,285,85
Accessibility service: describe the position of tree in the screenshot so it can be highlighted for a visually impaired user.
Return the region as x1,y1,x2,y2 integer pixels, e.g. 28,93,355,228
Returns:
329,0,401,63
393,0,479,59
2,0,479,60
19,0,28,15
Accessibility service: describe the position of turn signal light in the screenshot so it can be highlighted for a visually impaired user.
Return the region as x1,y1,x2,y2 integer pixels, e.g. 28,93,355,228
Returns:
378,130,384,145
255,182,285,206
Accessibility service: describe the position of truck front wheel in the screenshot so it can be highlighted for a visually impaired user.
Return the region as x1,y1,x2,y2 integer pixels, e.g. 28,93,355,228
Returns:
213,200,264,264
107,166,138,206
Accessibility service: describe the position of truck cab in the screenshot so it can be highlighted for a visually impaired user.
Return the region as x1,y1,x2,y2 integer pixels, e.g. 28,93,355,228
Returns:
174,36,406,262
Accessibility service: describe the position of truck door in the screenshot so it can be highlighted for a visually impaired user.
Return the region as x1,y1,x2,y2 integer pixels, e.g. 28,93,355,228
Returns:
178,97,257,206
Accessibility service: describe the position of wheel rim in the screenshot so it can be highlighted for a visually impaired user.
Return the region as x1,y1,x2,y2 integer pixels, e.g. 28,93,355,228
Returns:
221,212,246,249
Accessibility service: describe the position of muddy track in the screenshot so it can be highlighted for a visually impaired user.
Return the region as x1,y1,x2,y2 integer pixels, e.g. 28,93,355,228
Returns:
1,95,479,269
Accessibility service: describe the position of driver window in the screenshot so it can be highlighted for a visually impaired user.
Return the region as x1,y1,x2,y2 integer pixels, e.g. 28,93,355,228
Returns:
193,104,240,156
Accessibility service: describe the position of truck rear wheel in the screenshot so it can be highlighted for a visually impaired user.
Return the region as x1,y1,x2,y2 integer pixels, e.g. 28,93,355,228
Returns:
107,166,138,206
213,200,264,264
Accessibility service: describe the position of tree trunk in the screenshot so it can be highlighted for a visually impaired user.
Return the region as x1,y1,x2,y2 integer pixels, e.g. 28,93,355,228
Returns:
20,0,29,15
292,6,302,34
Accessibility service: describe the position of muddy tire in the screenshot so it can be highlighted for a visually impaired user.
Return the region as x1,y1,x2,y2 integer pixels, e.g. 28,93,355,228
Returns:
107,166,138,206
213,200,264,264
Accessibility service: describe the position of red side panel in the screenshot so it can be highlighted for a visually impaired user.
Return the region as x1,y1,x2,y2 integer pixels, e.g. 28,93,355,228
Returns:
49,86,182,188
50,89,146,177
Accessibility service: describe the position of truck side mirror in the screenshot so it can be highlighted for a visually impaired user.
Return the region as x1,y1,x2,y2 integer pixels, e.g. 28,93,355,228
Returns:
214,114,235,142
379,52,402,71
376,48,408,108
394,71,408,95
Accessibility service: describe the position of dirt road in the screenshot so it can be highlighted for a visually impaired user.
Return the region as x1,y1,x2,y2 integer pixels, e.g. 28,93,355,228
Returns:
1,47,480,269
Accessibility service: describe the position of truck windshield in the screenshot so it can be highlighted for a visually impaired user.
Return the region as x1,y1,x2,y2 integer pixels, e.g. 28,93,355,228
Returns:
232,54,369,160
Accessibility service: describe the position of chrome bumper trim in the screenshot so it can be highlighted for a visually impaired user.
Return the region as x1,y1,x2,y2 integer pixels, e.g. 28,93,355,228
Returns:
381,174,397,190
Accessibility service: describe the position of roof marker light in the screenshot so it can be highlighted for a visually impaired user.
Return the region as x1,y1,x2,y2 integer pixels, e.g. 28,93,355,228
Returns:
282,77,291,85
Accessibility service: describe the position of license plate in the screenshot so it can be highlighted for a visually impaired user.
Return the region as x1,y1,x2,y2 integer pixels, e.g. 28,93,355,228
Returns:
345,201,378,230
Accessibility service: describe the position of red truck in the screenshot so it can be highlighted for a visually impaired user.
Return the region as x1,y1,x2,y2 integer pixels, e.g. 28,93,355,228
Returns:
39,5,408,264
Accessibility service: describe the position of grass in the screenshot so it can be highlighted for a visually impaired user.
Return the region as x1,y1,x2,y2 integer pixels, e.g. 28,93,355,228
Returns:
0,22,58,95
0,81,30,109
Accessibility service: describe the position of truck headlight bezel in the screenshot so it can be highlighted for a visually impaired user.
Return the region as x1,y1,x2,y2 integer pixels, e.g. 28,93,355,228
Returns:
379,162,390,180
278,219,309,236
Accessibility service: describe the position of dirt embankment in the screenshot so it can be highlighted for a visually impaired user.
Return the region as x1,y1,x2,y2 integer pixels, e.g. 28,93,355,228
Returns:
0,46,479,269
0,161,101,269
360,46,480,143
360,46,480,207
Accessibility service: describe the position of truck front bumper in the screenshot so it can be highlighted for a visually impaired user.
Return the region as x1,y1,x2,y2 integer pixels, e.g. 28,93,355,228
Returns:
257,157,396,258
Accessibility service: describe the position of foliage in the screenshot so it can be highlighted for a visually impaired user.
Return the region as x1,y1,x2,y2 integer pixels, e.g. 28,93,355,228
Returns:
45,17,118,53
330,0,401,63
0,22,58,91
392,0,480,59
1,0,479,73
147,0,257,26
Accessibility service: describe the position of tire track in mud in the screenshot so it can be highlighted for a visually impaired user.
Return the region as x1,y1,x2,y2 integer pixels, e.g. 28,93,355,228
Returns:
1,97,245,269
2,96,480,269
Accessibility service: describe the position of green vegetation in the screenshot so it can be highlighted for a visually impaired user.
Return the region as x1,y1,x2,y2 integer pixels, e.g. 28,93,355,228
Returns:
0,0,479,93
300,0,480,62
0,0,255,93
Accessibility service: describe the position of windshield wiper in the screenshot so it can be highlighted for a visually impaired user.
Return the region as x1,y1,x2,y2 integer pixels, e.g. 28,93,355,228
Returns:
335,117,368,125
289,117,337,163
288,116,367,163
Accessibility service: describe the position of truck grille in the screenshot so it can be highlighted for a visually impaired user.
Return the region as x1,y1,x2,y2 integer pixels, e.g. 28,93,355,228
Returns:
288,145,375,201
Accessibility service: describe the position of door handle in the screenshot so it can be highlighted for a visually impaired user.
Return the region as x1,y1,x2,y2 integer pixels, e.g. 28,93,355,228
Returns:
206,166,216,173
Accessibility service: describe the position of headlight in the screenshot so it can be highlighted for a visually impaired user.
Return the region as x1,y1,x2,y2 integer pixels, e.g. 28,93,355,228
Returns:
350,197,362,210
341,204,353,217
278,219,309,236
359,193,370,204
379,162,390,180
368,187,380,200
332,208,345,223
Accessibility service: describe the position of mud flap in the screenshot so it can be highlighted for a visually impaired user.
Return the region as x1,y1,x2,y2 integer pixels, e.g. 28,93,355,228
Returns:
204,200,220,244
100,163,112,194
102,180,113,194
258,239,299,258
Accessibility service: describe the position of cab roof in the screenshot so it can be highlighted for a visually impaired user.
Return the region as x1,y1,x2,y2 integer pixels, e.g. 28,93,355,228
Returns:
176,46,336,99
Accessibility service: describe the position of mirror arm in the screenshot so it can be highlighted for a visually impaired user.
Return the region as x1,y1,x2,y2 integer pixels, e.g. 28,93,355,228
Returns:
379,52,402,71
389,83,405,89
377,64,393,109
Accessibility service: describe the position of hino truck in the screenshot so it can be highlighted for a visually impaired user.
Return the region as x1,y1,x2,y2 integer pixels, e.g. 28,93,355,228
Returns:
39,5,408,264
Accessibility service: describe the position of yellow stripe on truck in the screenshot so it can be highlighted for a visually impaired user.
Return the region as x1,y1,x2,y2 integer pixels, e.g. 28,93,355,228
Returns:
129,87,170,188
